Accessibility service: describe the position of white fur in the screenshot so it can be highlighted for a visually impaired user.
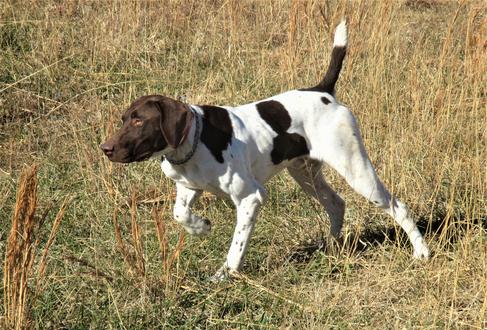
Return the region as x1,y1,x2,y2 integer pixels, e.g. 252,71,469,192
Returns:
333,20,347,47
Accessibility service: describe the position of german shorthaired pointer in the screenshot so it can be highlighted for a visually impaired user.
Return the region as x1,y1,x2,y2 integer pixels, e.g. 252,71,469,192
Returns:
101,21,430,280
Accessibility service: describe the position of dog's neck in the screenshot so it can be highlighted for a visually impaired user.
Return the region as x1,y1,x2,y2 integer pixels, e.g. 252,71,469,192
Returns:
162,106,201,166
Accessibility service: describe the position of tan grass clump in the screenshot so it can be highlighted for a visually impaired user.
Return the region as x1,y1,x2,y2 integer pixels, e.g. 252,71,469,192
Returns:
3,165,68,329
3,165,39,329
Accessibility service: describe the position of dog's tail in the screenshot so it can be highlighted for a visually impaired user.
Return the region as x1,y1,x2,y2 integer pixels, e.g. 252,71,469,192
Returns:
308,20,347,94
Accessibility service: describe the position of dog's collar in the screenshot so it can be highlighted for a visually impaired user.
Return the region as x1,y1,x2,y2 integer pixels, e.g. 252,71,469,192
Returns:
162,106,201,166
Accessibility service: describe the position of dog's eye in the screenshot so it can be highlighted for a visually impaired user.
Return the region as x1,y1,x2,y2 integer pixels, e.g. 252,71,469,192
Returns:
132,118,143,127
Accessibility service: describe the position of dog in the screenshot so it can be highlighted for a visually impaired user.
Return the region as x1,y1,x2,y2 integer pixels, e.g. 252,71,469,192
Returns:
101,21,430,280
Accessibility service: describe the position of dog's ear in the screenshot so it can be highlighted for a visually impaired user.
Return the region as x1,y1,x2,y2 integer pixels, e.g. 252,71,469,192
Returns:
154,97,194,149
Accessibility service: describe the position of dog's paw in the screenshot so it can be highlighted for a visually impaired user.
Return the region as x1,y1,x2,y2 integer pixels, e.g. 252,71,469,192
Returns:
184,218,212,236
209,265,238,283
327,235,343,255
195,218,212,236
413,243,430,260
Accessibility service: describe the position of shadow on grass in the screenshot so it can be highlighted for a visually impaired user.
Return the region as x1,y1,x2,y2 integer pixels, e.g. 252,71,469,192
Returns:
288,212,487,263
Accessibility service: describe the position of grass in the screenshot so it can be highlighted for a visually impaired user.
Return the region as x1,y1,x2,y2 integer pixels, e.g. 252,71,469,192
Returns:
0,0,486,328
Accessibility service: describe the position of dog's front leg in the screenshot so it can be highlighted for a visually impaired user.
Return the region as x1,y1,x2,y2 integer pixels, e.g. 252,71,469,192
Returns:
211,186,266,282
173,183,211,235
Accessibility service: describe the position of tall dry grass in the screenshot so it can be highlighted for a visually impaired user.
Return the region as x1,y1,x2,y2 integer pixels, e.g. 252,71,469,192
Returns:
3,165,39,329
0,0,486,328
2,165,69,329
111,189,185,285
152,207,186,289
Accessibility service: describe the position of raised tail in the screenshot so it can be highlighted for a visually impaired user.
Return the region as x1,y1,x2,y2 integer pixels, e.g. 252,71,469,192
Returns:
303,20,348,94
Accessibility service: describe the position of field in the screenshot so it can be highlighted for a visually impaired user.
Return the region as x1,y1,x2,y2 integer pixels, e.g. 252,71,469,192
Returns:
1,0,486,328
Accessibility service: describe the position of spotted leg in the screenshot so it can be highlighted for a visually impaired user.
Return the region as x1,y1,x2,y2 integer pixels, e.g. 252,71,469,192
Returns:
211,182,267,282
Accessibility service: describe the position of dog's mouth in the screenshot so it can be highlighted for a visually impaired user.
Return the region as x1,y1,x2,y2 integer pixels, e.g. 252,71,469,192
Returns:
134,152,153,162
103,150,153,163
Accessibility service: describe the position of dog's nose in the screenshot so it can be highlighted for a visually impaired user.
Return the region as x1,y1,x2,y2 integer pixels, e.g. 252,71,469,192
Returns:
100,142,114,156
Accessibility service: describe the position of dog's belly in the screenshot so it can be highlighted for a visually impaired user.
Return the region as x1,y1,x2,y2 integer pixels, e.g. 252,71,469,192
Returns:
249,159,289,183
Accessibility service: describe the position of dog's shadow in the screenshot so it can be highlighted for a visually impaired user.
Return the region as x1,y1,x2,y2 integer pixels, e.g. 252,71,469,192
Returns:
288,212,487,263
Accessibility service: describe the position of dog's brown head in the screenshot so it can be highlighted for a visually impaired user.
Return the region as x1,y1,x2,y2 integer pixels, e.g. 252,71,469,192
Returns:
100,95,193,163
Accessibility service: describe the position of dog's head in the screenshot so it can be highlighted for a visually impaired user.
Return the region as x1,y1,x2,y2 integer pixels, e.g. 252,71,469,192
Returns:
100,95,193,163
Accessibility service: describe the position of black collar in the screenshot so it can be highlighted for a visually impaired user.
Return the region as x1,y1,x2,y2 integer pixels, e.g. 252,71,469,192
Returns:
162,107,201,166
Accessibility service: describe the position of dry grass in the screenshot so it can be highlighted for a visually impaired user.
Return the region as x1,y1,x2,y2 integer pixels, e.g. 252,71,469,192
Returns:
0,0,486,328
2,165,69,329
152,206,186,289
3,165,39,329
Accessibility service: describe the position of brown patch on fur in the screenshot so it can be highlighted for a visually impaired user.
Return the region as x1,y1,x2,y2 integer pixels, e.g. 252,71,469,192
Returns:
256,100,309,164
199,105,233,163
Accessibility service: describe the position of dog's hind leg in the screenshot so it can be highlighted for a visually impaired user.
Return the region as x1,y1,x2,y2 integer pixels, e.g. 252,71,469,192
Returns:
311,106,430,259
288,159,345,239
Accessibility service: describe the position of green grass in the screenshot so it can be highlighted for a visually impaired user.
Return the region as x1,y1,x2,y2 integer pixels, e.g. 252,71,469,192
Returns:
1,0,486,328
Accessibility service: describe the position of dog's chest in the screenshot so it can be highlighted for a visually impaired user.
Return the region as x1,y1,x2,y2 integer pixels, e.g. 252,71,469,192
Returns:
160,160,231,196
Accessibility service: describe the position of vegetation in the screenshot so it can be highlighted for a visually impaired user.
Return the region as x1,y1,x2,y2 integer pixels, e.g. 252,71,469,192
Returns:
1,0,485,328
